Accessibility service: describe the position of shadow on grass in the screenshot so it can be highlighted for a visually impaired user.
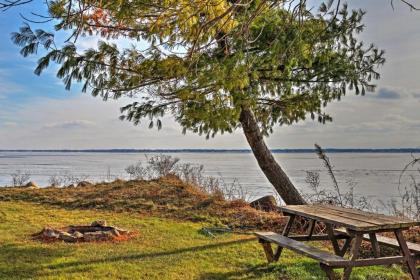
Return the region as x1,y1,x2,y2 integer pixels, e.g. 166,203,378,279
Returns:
198,264,288,280
0,243,73,279
47,238,256,270
198,260,328,280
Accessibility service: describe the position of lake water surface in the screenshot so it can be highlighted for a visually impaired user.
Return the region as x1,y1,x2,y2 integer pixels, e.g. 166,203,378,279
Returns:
0,151,418,207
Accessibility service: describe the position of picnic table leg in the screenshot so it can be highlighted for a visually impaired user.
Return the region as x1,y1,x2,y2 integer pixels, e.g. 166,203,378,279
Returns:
339,236,353,257
326,224,341,256
369,233,381,258
394,229,419,280
307,219,316,239
320,263,337,280
342,232,363,280
273,214,296,261
259,239,275,263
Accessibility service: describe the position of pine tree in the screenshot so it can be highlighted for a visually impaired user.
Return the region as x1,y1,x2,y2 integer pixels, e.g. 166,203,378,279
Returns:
10,1,385,204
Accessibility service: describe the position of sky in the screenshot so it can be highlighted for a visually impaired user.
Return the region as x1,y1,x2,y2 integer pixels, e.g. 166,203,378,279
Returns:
0,1,419,149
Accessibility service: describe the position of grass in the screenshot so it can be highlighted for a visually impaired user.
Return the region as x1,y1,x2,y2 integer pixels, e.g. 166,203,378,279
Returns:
0,178,414,279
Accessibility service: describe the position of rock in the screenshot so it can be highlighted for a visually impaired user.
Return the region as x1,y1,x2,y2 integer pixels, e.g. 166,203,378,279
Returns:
65,184,76,188
91,220,107,227
113,227,129,235
25,181,39,188
83,231,113,242
72,231,84,239
109,228,120,237
250,195,278,212
59,232,77,243
77,181,91,187
42,227,60,238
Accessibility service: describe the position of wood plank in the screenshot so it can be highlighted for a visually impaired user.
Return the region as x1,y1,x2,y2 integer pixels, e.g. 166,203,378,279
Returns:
352,256,406,267
326,224,341,256
343,233,363,280
259,239,275,263
335,228,420,255
307,219,315,239
274,214,296,261
280,205,419,231
255,232,348,266
394,229,419,280
288,234,348,241
369,233,381,258
280,205,378,230
340,236,353,257
375,236,420,254
311,206,399,226
320,205,415,224
320,264,337,280
312,205,418,228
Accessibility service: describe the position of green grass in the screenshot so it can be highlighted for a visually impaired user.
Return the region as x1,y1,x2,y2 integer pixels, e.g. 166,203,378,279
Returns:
0,201,411,280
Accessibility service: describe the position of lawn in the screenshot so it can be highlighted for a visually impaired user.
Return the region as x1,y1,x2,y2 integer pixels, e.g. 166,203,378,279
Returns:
0,201,410,280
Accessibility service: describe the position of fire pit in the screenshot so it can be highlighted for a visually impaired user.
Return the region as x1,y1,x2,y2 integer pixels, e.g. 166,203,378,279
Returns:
33,220,133,243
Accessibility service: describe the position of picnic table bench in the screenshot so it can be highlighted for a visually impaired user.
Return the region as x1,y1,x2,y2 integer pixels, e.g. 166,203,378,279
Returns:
255,204,420,280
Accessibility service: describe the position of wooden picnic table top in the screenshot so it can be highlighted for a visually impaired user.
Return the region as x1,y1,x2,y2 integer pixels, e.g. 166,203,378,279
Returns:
280,204,420,232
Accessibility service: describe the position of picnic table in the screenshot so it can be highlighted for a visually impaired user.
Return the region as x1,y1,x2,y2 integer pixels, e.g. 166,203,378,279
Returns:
255,204,420,280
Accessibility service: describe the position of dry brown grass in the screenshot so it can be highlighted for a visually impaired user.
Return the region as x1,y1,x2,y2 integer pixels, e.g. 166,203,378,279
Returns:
0,175,287,232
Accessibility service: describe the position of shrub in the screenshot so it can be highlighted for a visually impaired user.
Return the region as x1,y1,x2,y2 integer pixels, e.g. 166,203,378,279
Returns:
10,170,31,187
125,162,149,180
125,154,250,201
147,154,180,177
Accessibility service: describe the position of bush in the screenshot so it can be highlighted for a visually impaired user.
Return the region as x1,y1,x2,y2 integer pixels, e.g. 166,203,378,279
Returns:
125,162,149,180
124,154,250,201
47,171,90,187
10,170,31,187
147,154,180,177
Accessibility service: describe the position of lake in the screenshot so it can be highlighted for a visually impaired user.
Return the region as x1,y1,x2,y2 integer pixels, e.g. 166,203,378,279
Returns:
0,151,418,208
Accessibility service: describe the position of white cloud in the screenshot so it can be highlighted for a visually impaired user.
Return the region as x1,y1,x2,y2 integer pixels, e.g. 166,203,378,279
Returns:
1,88,420,150
0,94,248,149
43,120,96,129
0,69,23,98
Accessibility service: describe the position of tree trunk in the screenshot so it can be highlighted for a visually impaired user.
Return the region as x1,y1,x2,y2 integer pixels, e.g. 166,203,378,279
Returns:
239,107,306,205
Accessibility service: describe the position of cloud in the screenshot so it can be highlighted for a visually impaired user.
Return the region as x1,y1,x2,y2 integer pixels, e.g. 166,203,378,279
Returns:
0,69,23,98
375,87,402,99
412,92,420,99
43,120,96,129
1,121,18,128
371,86,420,101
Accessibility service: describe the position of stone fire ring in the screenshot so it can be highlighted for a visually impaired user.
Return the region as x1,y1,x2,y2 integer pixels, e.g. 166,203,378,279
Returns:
33,220,131,243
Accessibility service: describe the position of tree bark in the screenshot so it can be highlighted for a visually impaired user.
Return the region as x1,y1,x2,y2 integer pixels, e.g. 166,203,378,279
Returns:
239,107,306,205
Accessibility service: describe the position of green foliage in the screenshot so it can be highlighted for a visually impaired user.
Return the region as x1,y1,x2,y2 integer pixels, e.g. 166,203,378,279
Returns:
11,1,385,137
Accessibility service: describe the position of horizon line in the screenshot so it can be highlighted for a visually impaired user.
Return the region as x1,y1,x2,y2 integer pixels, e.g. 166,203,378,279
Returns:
0,148,420,153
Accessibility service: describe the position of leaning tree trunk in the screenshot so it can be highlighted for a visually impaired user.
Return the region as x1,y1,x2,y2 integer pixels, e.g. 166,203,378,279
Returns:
239,107,306,205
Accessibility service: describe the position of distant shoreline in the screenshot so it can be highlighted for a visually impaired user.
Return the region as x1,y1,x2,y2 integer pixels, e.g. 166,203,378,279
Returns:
0,148,419,153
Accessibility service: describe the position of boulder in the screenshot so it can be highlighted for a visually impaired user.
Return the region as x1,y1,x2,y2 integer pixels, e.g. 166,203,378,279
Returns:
77,181,91,187
91,220,107,227
109,228,120,237
72,231,84,239
84,231,113,242
113,227,129,235
250,195,278,212
25,181,39,188
59,232,77,243
42,227,60,238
